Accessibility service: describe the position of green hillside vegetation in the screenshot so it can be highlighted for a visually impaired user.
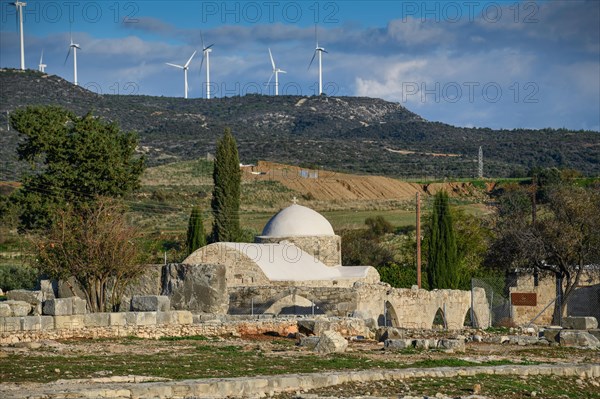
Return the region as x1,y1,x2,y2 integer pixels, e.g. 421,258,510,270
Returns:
1,69,598,180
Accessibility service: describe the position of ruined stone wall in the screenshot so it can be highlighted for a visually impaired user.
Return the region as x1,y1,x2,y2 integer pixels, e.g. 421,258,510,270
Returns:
228,286,358,316
228,283,490,331
255,235,341,266
352,284,490,330
184,244,271,287
508,269,600,326
0,311,298,344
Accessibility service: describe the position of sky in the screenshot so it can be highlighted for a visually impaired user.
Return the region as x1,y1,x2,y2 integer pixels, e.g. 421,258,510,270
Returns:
0,0,599,131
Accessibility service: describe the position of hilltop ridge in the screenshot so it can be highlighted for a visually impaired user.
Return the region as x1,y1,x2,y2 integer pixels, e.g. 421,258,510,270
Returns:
1,69,598,179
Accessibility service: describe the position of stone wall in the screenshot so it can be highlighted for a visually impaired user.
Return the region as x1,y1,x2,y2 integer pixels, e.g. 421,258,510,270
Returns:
228,286,358,316
0,312,299,344
161,263,229,313
255,235,342,266
183,244,272,287
353,284,490,330
508,268,600,326
228,283,490,331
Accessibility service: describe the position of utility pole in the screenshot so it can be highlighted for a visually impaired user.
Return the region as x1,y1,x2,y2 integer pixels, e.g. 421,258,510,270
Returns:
416,191,421,289
531,174,537,223
478,146,483,179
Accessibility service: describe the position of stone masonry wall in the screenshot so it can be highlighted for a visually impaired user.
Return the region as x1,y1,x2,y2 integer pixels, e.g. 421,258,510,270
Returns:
0,312,298,344
229,283,490,331
508,269,600,326
184,244,271,287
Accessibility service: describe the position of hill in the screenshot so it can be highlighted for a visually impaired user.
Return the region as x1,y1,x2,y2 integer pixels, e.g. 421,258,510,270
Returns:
1,69,598,179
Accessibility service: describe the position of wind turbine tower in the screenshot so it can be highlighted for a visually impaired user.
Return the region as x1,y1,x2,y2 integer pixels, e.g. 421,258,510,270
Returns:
12,1,26,70
268,48,286,96
166,51,197,99
308,25,328,95
64,37,81,85
38,50,47,73
200,33,214,99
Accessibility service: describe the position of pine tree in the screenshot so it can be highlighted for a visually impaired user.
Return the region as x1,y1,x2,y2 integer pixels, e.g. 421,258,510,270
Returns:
210,128,241,242
427,190,459,289
186,206,206,255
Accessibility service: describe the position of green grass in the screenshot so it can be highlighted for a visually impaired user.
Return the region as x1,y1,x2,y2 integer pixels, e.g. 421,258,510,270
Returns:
278,374,600,399
0,338,543,384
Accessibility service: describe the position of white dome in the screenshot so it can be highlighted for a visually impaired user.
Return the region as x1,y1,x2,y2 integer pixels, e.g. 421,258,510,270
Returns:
261,204,335,237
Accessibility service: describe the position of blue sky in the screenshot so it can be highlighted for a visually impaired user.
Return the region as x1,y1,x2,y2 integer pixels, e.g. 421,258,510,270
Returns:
1,0,599,131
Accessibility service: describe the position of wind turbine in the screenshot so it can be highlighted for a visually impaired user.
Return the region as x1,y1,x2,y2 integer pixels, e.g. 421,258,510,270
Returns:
166,50,196,99
199,33,214,99
267,48,286,96
308,25,328,95
64,35,81,86
11,1,26,70
38,50,46,73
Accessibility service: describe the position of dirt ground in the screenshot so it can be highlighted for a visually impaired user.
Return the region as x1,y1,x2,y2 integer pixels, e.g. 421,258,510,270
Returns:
244,161,487,202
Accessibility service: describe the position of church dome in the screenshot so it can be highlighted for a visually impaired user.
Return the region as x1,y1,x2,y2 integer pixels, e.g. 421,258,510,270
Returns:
261,204,335,237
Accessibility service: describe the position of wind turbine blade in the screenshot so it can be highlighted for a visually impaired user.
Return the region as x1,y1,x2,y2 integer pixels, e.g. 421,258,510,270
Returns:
63,48,71,65
185,50,197,68
322,49,328,54
280,70,287,74
166,63,184,69
308,51,316,70
315,24,318,47
40,50,44,65
266,72,274,87
199,54,205,71
200,32,205,50
205,44,214,50
269,48,275,70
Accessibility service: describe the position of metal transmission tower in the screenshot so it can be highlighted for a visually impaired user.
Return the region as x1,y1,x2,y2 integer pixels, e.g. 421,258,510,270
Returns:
478,146,483,178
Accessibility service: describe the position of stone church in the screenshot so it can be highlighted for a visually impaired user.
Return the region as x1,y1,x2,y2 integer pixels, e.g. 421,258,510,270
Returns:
168,203,490,330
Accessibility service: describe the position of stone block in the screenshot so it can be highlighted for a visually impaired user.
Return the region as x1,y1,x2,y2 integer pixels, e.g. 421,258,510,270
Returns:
54,315,84,330
0,316,22,332
314,330,348,353
588,329,600,341
298,335,321,350
109,312,126,327
375,327,404,342
126,312,157,326
174,310,193,325
0,303,11,317
559,330,600,348
39,280,56,300
563,316,598,330
43,298,72,316
543,327,562,343
415,339,432,350
131,295,170,312
384,339,414,351
156,311,177,325
6,290,43,315
4,300,31,316
161,263,229,313
439,339,466,352
22,315,54,331
84,313,110,327
71,298,88,315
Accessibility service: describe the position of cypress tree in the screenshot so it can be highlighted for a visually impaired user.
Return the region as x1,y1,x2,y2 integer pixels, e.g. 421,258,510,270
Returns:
186,206,206,255
427,190,459,289
210,128,241,242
